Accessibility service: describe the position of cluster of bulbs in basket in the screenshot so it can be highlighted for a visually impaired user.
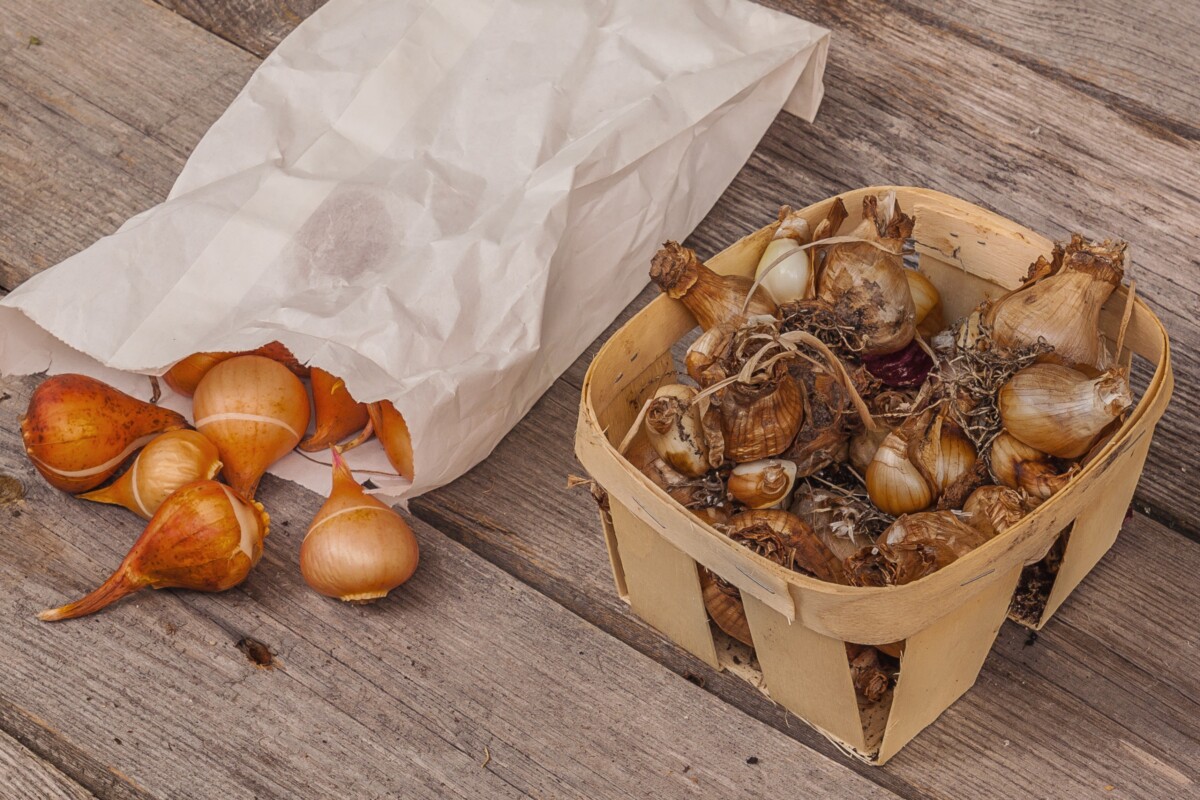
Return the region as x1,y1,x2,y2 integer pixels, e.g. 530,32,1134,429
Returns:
22,346,421,620
628,191,1133,681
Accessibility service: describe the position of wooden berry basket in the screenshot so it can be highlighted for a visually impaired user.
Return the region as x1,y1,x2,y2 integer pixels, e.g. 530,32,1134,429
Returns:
574,186,1173,764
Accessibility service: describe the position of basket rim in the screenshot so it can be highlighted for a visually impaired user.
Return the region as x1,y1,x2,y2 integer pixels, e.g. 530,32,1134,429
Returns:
577,185,1173,608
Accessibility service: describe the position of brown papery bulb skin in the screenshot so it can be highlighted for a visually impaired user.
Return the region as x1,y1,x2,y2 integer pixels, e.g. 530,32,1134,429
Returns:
163,341,309,396
301,450,419,602
816,193,916,357
21,374,188,493
644,384,710,477
728,459,797,509
300,368,370,452
985,236,1125,370
368,401,415,481
905,269,945,338
867,429,933,516
650,241,775,330
990,433,1078,501
719,368,804,463
875,511,991,585
999,363,1132,459
79,429,222,519
39,481,268,621
193,355,310,499
962,485,1029,538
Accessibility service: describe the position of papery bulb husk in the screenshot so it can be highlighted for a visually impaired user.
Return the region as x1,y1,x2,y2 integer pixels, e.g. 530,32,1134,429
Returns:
719,365,804,462
956,309,986,352
866,428,933,516
644,384,710,477
193,355,310,499
725,509,848,584
790,485,878,561
846,643,892,703
685,315,742,388
990,432,1079,501
21,374,189,493
985,236,1125,370
699,569,753,647
39,481,268,621
650,241,775,330
849,422,892,474
79,430,222,519
367,401,415,481
301,451,419,602
908,412,977,497
784,371,851,478
754,208,814,304
300,368,370,452
638,455,731,524
962,485,1030,538
163,341,308,396
999,363,1132,459
875,510,992,585
729,459,797,509
905,269,944,337
816,193,916,356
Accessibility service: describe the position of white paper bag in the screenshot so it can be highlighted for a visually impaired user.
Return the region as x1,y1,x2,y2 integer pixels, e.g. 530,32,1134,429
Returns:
0,0,828,500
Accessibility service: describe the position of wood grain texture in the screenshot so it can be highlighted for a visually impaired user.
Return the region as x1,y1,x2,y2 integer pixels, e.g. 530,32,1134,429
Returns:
153,0,328,59
915,0,1200,132
0,729,94,800
412,343,1200,795
0,0,257,290
0,374,895,800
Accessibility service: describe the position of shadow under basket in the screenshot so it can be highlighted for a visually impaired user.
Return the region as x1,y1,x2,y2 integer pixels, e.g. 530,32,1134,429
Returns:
574,186,1173,764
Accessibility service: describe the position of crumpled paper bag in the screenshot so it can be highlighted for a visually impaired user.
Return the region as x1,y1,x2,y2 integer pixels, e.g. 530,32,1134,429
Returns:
0,0,828,500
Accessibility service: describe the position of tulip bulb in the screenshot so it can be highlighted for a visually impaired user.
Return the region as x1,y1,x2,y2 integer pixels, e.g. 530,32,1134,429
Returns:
999,363,1132,459
193,355,310,499
21,374,188,493
39,481,268,621
163,341,308,396
367,401,414,481
79,430,222,519
644,384,711,477
301,450,420,602
990,433,1078,501
300,368,370,452
728,459,797,509
650,241,775,330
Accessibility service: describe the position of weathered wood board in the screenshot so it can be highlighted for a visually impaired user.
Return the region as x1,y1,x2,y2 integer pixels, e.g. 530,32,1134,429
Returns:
1,0,1198,796
0,729,94,800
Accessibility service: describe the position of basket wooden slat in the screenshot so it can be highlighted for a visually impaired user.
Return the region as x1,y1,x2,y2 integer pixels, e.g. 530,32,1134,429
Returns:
575,186,1173,762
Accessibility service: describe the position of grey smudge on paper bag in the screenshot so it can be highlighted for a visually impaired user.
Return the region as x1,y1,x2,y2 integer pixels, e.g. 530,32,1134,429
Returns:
288,188,393,287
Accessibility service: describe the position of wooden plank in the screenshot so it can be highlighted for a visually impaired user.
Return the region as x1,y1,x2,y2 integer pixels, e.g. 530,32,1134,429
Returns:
153,0,328,59
0,0,257,289
413,368,1200,794
912,0,1200,130
0,729,94,800
608,499,720,669
0,375,896,800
